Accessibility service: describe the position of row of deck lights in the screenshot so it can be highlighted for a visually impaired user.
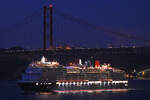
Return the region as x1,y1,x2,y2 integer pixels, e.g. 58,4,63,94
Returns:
56,81,128,86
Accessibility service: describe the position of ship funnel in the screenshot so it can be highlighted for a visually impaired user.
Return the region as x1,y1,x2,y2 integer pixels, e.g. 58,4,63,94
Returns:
95,60,100,67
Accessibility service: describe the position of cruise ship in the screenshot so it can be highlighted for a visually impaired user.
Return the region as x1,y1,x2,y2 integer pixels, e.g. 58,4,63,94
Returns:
17,56,128,92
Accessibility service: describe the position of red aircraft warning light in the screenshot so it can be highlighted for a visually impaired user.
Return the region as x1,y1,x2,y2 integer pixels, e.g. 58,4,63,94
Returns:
49,4,53,8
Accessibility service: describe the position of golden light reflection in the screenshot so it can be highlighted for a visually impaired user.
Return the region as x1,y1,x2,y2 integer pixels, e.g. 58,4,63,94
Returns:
54,89,129,94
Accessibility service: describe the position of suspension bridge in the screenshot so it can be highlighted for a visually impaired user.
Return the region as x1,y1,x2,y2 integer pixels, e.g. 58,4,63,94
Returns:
0,4,150,49
0,4,150,80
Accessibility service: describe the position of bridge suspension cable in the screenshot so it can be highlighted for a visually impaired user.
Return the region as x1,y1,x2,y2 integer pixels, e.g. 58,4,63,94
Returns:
1,5,150,48
54,8,150,43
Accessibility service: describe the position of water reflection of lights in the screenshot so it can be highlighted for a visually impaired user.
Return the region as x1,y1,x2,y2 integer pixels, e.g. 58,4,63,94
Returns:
54,89,129,94
39,92,54,95
35,92,59,100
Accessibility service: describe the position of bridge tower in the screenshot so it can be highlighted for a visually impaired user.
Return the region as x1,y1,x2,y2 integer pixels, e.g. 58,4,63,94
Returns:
43,6,47,50
43,4,54,50
49,4,54,49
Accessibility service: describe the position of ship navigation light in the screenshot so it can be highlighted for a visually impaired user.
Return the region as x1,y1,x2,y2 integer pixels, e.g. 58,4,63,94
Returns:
36,83,39,86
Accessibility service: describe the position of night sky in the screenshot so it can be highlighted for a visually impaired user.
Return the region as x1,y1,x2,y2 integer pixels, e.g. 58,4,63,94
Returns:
0,0,150,49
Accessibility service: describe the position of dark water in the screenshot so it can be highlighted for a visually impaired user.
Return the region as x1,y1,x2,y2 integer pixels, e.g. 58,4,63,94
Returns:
0,80,150,100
